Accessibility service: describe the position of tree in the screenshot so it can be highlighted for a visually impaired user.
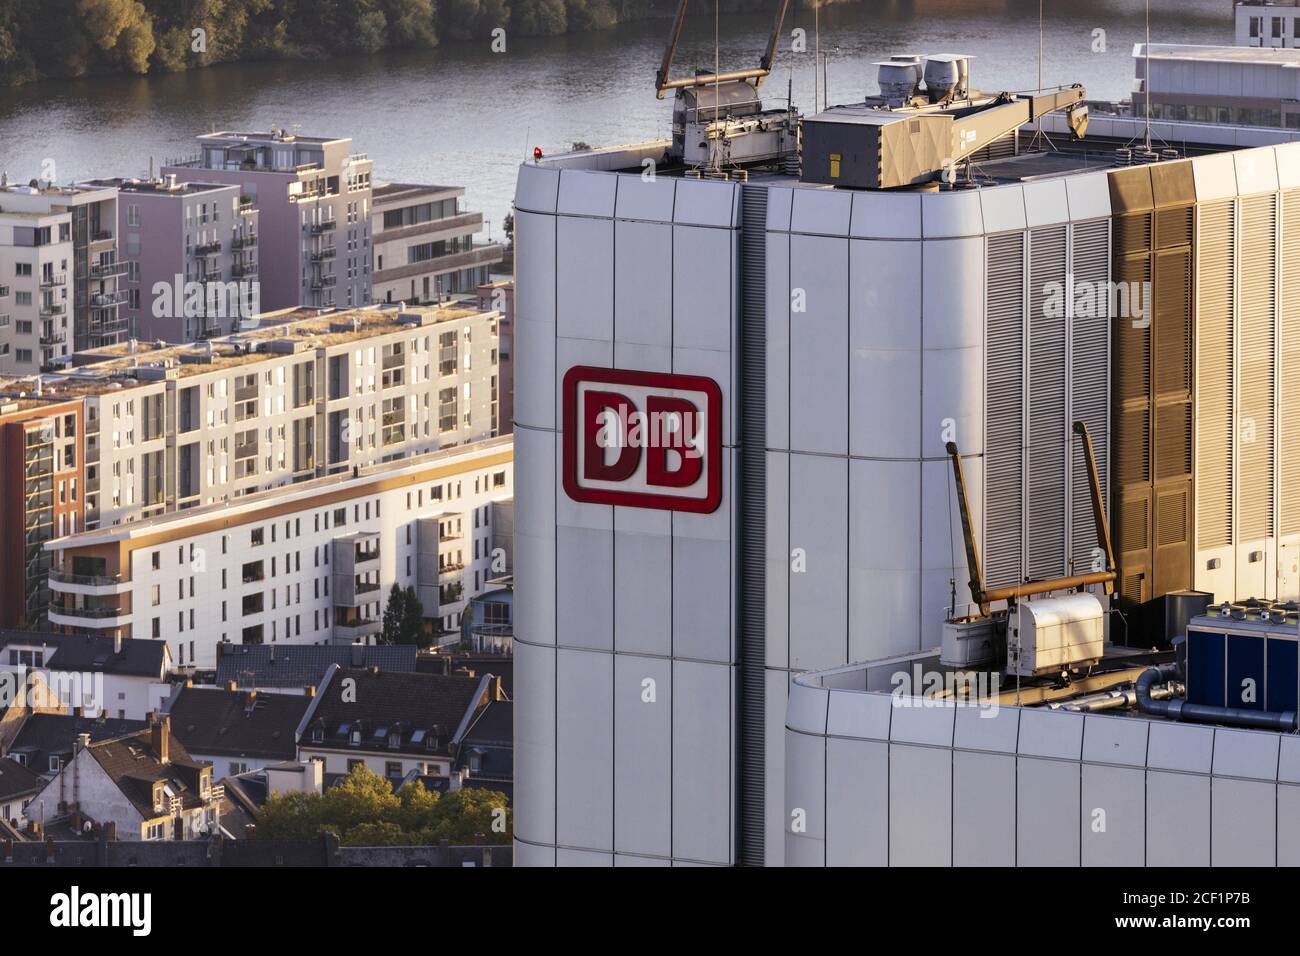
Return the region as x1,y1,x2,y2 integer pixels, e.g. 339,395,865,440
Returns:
400,585,426,645
381,582,406,645
255,766,512,845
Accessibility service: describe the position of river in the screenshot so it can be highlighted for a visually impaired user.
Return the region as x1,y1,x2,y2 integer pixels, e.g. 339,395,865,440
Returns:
0,0,1236,232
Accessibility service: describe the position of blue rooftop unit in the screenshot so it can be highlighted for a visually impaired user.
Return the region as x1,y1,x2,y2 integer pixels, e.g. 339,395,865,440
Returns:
1185,601,1300,713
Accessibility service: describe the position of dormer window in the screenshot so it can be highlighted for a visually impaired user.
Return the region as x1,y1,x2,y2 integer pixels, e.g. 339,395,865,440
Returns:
349,729,361,746
153,784,164,813
388,732,401,749
311,727,324,744
48,755,61,773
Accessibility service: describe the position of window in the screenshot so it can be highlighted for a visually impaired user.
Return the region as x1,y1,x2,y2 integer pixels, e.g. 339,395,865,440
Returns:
385,761,403,778
49,756,61,773
151,550,160,570
251,527,264,546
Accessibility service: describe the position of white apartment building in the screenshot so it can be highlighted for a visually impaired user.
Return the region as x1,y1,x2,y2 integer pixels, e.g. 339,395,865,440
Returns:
0,181,126,354
44,435,514,669
37,301,500,530
0,208,73,373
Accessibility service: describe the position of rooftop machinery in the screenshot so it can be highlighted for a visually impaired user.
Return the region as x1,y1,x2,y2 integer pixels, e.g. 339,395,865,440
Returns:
943,422,1116,678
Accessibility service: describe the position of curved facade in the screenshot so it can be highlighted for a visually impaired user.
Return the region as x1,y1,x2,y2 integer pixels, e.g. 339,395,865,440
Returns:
786,656,1300,866
512,158,1113,865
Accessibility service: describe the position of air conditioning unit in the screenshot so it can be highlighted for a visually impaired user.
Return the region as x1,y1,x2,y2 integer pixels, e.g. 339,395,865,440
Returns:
1005,592,1106,677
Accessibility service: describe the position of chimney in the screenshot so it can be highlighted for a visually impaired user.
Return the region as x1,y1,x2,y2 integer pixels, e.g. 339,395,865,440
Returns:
75,732,90,752
305,685,317,698
102,821,115,842
113,632,122,655
69,809,82,834
226,680,237,692
152,716,170,765
45,837,55,863
244,690,257,714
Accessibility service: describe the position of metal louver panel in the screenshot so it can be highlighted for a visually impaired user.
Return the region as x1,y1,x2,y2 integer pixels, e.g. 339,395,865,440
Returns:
1196,199,1234,549
1282,192,1300,536
984,232,1025,589
1027,225,1068,580
1238,194,1276,542
737,184,767,867
1070,219,1110,574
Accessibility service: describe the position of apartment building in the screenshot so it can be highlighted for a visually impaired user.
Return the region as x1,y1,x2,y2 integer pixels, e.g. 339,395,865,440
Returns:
0,207,73,373
0,390,84,628
0,181,126,354
476,279,514,434
43,301,500,530
83,177,259,343
163,129,373,311
43,435,513,669
371,182,504,304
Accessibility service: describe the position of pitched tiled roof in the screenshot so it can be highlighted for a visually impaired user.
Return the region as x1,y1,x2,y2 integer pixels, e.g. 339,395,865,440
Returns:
166,686,312,761
215,643,418,690
7,713,148,773
86,726,211,821
0,756,44,802
0,630,168,677
305,668,489,759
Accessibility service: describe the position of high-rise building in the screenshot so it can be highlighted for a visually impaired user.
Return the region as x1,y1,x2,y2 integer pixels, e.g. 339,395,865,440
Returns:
163,130,373,312
512,57,1300,865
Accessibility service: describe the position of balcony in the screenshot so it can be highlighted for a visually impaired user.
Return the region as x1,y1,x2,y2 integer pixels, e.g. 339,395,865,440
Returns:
39,303,65,317
90,260,129,279
311,275,337,289
48,570,126,597
40,274,67,289
232,234,258,250
332,617,382,642
194,240,222,257
47,603,130,629
311,246,337,261
234,383,258,402
90,229,114,244
232,263,258,279
239,196,255,214
91,290,128,308
355,580,380,596
438,562,465,576
355,545,380,565
309,219,337,234
40,330,66,346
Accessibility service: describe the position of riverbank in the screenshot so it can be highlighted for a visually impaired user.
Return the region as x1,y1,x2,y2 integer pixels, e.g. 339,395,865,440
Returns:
0,0,866,89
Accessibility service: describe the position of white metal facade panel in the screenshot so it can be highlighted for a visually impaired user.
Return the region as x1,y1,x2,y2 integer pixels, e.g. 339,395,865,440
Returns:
555,216,613,341
825,738,888,866
889,745,952,866
614,219,672,347
788,454,848,670
765,233,791,450
765,451,790,669
512,210,556,431
790,187,852,236
556,525,612,651
788,234,849,455
1212,779,1277,865
1081,764,1147,866
849,459,922,660
1017,757,1081,866
614,654,672,857
672,661,732,864
952,751,1016,866
555,647,614,851
784,728,826,866
557,169,618,217
613,174,676,223
512,641,556,846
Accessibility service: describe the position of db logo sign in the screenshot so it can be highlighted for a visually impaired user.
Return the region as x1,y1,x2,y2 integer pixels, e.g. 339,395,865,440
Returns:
562,366,722,513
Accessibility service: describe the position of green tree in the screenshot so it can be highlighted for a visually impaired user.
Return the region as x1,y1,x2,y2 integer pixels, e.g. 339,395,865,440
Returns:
400,585,426,645
383,0,438,48
381,582,406,645
427,788,511,844
255,766,512,845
